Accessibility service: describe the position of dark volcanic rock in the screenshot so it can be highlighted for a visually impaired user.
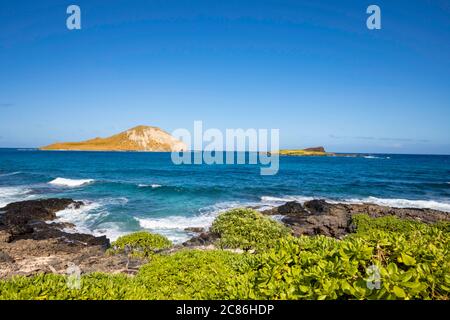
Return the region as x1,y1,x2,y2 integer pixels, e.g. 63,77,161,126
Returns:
1,198,82,216
264,199,450,238
184,227,205,233
0,198,143,278
0,198,108,245
304,199,333,215
1,198,83,237
183,232,219,247
261,201,306,215
274,201,308,215
0,250,14,263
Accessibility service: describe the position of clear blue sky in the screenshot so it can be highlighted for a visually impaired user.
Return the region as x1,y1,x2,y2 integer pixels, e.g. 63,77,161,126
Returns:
0,0,449,154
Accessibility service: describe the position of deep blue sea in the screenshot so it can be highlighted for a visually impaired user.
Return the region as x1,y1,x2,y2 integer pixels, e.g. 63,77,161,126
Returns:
1,149,449,242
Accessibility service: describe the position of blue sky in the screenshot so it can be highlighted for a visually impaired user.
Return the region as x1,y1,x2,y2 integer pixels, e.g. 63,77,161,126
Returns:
0,0,449,154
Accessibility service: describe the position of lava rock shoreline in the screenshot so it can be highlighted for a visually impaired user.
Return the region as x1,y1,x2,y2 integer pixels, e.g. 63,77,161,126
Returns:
182,199,450,246
0,199,142,278
1,198,449,278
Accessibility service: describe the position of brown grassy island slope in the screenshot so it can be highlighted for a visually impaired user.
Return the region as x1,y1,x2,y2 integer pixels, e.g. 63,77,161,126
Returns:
40,125,187,152
278,146,334,156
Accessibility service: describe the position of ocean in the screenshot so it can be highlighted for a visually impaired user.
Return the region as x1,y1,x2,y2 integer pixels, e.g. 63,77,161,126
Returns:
1,148,449,243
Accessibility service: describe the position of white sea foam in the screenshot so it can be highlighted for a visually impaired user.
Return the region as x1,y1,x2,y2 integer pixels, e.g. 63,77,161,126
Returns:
52,193,450,246
0,186,34,208
345,196,450,212
49,177,94,187
135,201,245,243
53,198,130,242
270,214,285,222
260,195,450,213
55,197,129,226
0,171,21,177
137,215,214,230
136,214,214,243
260,195,315,204
92,223,129,242
55,201,104,227
138,183,162,188
364,155,390,159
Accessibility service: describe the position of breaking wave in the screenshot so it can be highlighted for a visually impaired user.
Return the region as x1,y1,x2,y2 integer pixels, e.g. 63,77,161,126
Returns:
49,177,95,187
53,199,129,242
346,196,450,212
0,186,33,208
260,195,450,213
138,184,162,188
364,155,389,159
0,171,21,177
135,201,246,243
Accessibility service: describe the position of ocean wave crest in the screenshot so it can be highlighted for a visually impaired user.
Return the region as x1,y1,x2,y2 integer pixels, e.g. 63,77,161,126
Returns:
138,183,162,188
364,155,387,159
135,201,245,243
54,200,127,241
0,186,34,208
136,215,213,230
55,201,103,226
135,215,213,243
260,195,315,204
346,196,450,212
260,195,450,212
0,171,21,177
49,177,95,187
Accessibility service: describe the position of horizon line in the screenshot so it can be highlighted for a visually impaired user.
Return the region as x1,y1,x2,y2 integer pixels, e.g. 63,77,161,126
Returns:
0,147,449,156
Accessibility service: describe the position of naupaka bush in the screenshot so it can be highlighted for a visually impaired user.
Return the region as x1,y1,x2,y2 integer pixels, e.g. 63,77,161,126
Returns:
210,208,290,251
0,212,448,300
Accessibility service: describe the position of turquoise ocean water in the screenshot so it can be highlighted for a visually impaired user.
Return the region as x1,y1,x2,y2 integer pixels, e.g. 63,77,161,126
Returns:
1,149,449,242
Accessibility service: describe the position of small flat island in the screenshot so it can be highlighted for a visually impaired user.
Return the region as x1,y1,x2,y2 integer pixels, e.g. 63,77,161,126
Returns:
278,146,333,156
278,147,366,157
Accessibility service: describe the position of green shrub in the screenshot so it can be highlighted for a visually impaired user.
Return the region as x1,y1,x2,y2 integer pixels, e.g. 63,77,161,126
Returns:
228,215,450,300
0,251,250,300
135,249,253,299
210,208,290,251
0,273,146,300
108,231,172,258
351,213,446,234
0,213,448,300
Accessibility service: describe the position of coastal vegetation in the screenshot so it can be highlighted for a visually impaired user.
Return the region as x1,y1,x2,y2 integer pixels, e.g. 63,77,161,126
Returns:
210,208,290,251
107,231,173,258
278,147,332,156
0,210,449,300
